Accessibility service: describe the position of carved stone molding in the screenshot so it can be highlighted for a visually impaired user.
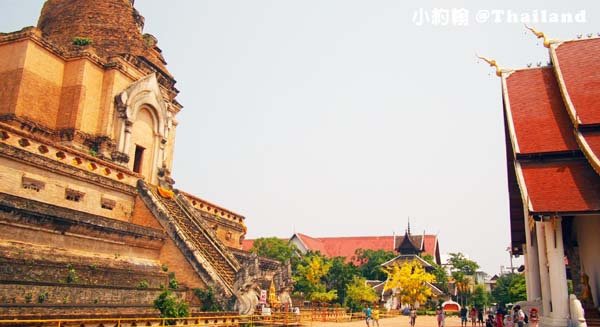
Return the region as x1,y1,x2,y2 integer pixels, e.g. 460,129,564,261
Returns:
0,142,136,195
0,192,165,244
111,151,130,163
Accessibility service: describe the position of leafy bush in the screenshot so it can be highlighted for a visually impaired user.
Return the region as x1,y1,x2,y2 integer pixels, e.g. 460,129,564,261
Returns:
154,290,189,322
66,264,79,284
138,280,149,289
72,37,92,46
168,272,178,290
193,287,224,312
37,291,48,303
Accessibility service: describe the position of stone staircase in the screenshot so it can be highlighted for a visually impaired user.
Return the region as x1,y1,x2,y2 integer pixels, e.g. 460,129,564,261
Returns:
137,181,240,296
586,307,600,327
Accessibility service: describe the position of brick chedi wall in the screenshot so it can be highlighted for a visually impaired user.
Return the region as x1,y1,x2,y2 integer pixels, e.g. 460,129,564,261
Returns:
37,0,170,78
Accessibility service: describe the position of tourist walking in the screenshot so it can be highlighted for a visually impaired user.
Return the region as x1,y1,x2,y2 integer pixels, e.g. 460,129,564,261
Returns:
363,304,372,327
477,308,484,326
460,306,468,327
513,305,525,327
495,309,504,327
409,307,417,327
372,305,380,327
470,307,477,326
436,307,445,327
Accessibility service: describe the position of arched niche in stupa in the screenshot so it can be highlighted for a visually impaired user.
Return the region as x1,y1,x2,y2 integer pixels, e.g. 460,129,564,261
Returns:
114,73,172,184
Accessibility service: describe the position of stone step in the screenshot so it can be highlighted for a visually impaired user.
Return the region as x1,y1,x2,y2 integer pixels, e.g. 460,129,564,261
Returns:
149,186,237,288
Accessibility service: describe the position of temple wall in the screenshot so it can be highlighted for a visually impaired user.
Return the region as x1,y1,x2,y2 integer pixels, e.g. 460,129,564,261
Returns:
0,40,27,116
215,227,244,249
131,194,164,230
0,223,159,263
78,61,105,134
159,237,207,289
575,215,600,307
57,59,86,129
0,156,135,222
15,41,64,128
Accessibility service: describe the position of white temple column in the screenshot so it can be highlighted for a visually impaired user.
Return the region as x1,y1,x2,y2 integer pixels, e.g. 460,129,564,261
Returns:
525,216,541,301
543,217,569,326
536,222,552,317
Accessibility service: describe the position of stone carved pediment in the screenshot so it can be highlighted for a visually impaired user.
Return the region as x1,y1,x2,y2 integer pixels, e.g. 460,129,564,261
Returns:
116,73,169,138
114,73,173,184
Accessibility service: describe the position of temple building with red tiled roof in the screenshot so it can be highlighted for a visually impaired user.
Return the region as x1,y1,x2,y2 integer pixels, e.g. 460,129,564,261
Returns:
488,28,600,327
243,230,441,265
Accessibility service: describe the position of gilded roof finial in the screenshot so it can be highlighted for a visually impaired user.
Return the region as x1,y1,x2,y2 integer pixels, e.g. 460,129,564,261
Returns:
477,54,502,77
525,25,553,48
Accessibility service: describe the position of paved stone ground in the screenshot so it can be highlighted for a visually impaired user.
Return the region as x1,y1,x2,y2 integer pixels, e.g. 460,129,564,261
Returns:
303,315,470,327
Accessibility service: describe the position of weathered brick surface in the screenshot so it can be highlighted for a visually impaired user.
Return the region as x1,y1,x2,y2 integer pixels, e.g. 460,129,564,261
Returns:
159,237,207,289
131,195,163,230
0,284,167,306
0,259,168,289
0,69,22,115
37,0,170,77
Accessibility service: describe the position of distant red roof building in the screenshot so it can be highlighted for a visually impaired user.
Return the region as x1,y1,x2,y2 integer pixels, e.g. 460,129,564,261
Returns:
242,231,441,265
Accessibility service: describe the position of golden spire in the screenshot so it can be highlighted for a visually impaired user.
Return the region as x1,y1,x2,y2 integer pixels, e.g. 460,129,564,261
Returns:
477,54,502,77
525,25,553,48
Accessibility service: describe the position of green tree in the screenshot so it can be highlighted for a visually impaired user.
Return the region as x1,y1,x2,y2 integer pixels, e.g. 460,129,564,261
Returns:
355,249,396,281
250,237,298,263
345,276,378,312
491,273,526,307
154,290,189,323
471,284,490,309
447,253,479,306
423,254,449,293
447,252,479,275
294,253,338,303
324,256,359,305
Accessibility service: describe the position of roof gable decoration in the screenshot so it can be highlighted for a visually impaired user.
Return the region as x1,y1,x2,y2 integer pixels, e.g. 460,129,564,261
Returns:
395,224,422,255
289,234,308,254
501,73,521,154
380,254,432,268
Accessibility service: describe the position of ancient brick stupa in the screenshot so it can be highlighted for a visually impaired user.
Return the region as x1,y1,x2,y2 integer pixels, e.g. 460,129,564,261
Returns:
0,0,290,318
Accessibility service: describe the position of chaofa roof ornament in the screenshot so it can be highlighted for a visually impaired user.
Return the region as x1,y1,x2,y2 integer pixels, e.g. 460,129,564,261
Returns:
525,25,555,48
477,54,502,77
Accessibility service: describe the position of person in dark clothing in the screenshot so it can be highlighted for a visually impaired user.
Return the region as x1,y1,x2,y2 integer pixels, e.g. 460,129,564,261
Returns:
477,308,484,326
460,307,469,327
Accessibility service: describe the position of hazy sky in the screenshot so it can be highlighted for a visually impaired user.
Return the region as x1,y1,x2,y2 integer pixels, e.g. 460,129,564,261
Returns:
1,1,597,274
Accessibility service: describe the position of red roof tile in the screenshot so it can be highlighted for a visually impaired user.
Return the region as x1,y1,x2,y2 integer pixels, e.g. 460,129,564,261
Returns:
580,130,600,172
318,236,395,260
241,239,254,251
296,233,438,264
505,68,578,154
520,160,600,213
554,38,600,125
422,235,438,258
295,233,328,254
